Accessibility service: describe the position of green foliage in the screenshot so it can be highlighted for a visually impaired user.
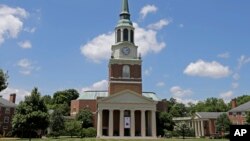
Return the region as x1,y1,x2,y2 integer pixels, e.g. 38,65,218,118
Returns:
246,112,250,124
53,89,79,105
0,69,8,92
79,127,96,138
50,110,65,137
169,103,188,117
216,113,231,133
194,97,229,112
157,112,175,136
234,95,250,106
174,122,195,139
76,108,93,128
64,120,81,138
54,102,70,116
12,87,49,138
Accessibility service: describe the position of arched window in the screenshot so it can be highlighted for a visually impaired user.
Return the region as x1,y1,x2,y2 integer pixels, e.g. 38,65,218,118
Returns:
123,29,128,41
130,30,134,43
122,65,130,78
117,29,121,42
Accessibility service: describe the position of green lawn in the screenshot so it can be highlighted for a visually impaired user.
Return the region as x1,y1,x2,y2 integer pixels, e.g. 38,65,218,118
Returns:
1,137,229,141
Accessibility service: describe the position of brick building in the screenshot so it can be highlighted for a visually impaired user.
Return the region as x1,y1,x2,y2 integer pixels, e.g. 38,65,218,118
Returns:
71,0,167,138
0,94,17,135
228,99,250,125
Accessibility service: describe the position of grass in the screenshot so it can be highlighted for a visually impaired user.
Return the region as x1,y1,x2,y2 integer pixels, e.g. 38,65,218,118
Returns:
1,137,229,141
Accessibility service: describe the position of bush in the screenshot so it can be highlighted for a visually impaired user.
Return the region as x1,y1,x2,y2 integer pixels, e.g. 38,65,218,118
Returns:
79,127,96,138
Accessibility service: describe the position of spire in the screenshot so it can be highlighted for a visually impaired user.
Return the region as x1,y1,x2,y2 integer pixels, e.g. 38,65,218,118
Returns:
118,0,132,26
121,0,129,14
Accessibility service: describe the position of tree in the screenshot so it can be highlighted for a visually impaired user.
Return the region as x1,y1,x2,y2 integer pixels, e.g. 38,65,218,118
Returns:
49,110,65,138
157,112,175,136
174,122,195,139
169,103,188,117
0,69,8,92
234,95,250,106
54,102,70,116
64,120,81,138
216,113,231,135
53,89,79,105
76,108,93,128
194,98,229,112
12,87,49,141
246,112,250,124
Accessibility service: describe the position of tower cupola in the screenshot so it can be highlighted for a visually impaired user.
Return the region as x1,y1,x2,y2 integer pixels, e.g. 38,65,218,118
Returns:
116,0,134,44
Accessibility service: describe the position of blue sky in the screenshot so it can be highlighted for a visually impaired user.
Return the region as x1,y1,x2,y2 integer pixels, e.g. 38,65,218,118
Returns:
0,0,250,104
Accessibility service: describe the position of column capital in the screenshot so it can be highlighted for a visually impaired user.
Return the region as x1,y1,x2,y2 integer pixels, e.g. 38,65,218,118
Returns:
98,109,103,112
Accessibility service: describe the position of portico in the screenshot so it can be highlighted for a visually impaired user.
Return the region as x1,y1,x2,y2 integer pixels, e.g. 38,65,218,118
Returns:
97,90,157,138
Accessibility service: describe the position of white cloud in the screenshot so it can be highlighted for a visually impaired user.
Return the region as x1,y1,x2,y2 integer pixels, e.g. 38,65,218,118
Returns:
80,23,166,63
175,97,198,105
219,90,233,103
81,80,108,92
147,19,171,30
218,52,230,59
18,40,32,49
184,60,231,78
0,87,30,104
156,82,165,87
0,5,28,45
143,67,153,76
24,27,36,33
17,58,40,75
80,32,114,63
238,55,250,69
140,5,158,19
232,82,239,89
170,86,193,98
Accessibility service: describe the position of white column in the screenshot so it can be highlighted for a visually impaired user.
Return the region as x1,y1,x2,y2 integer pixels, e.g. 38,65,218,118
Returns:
131,110,135,137
119,110,124,137
201,120,204,136
194,120,198,137
109,109,113,136
141,110,146,137
151,110,156,137
97,109,103,137
197,120,201,137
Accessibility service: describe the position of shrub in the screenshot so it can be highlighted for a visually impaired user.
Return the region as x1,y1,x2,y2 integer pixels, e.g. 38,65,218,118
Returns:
79,127,96,138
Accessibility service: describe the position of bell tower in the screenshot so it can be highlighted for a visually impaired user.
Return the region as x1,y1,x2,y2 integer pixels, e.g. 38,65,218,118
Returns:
108,0,142,95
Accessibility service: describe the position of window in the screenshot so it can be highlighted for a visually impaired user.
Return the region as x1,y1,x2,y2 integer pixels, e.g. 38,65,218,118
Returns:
123,29,128,41
122,65,130,78
4,116,9,123
117,29,121,42
130,30,134,43
233,112,236,117
5,108,10,114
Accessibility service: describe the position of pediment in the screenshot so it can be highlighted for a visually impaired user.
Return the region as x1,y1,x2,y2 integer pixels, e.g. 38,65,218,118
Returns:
98,90,155,104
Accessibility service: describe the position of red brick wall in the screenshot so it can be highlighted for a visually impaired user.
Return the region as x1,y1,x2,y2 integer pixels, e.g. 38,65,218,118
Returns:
109,83,142,95
70,100,97,128
0,106,15,134
228,112,246,125
157,100,167,112
109,64,141,79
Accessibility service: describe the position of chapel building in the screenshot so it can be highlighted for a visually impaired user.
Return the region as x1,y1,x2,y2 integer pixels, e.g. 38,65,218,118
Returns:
71,0,167,138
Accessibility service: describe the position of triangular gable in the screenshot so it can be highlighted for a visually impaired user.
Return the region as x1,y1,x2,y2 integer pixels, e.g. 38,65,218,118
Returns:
98,90,156,104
